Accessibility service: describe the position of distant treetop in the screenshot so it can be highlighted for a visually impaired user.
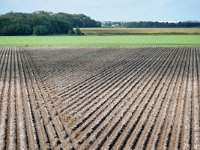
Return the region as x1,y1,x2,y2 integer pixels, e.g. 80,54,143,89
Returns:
101,21,200,28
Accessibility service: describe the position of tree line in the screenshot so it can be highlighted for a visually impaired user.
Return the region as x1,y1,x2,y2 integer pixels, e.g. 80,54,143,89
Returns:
0,11,101,35
102,21,200,28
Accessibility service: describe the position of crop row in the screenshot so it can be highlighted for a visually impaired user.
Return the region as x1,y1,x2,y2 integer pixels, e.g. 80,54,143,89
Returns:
1,46,200,149
31,46,199,150
0,47,76,149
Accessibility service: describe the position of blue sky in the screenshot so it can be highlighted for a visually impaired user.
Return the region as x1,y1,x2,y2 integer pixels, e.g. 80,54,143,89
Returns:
0,0,199,21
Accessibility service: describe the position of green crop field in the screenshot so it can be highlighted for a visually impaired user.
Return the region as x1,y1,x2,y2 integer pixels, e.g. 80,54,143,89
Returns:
0,35,200,46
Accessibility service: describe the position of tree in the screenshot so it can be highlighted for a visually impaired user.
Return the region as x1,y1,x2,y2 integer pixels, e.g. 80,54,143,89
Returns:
75,27,82,35
0,11,101,35
68,28,75,35
33,25,48,35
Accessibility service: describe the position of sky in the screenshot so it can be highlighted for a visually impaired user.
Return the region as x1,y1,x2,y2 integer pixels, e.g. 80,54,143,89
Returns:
0,0,200,21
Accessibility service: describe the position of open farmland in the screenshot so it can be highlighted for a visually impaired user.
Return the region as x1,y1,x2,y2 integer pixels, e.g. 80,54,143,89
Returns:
0,46,200,150
80,28,200,35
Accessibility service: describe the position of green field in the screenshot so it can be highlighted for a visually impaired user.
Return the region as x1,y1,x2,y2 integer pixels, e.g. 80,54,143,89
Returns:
0,35,200,46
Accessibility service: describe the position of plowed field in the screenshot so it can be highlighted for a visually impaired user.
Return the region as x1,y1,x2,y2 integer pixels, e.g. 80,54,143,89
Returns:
0,46,200,150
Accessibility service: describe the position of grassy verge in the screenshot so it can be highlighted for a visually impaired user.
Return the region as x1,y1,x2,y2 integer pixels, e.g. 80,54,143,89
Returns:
0,35,200,46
